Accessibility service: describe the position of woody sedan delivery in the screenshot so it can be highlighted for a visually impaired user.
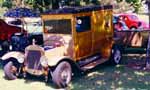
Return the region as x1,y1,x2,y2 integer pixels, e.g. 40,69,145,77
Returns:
1,5,122,88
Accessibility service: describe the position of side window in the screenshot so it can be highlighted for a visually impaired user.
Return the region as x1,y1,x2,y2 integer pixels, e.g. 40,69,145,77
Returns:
76,16,91,32
124,16,127,21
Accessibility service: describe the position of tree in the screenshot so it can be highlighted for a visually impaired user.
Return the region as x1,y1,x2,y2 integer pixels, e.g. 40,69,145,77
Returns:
2,0,12,8
144,0,150,69
16,0,22,6
115,0,142,13
24,0,51,12
126,0,142,12
51,0,59,9
3,0,141,13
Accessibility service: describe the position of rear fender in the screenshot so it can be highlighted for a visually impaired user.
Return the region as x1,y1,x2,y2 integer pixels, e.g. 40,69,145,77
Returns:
1,51,25,63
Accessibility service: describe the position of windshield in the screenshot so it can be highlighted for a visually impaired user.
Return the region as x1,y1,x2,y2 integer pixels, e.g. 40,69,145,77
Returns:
44,19,72,34
26,22,42,34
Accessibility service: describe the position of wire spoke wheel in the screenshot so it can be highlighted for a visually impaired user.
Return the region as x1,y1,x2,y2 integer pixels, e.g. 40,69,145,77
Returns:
4,61,18,80
52,61,72,88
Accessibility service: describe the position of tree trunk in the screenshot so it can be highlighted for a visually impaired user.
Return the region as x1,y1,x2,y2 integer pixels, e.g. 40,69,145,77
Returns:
52,0,59,9
146,0,150,69
16,0,21,6
15,0,25,7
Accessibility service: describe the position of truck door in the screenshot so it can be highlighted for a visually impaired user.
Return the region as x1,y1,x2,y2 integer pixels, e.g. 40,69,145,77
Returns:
74,16,92,60
102,10,113,58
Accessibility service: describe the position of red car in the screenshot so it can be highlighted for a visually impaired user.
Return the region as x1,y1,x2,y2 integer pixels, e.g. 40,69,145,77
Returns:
0,19,26,51
118,14,141,30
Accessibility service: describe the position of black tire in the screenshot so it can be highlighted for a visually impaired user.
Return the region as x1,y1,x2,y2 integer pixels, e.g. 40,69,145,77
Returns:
4,61,17,80
130,27,137,30
52,61,72,88
110,46,122,65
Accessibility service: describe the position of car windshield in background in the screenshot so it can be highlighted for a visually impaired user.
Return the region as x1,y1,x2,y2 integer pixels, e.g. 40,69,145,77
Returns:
44,19,71,34
26,22,43,34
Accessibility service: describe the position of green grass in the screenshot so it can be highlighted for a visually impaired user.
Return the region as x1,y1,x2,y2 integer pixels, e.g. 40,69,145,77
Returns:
0,54,150,90
70,65,150,90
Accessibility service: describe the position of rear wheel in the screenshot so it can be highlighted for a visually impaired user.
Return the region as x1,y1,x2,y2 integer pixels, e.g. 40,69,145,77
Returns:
130,27,137,30
110,46,122,65
52,61,72,88
4,61,21,80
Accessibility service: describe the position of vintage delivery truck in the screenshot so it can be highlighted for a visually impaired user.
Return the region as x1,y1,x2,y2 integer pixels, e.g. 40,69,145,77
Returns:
1,5,122,88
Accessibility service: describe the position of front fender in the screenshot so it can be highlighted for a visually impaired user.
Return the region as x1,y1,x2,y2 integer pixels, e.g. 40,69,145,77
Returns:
47,56,72,66
1,51,25,63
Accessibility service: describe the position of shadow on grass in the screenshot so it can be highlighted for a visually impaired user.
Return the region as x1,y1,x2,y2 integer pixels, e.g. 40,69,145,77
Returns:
23,73,64,89
70,54,150,90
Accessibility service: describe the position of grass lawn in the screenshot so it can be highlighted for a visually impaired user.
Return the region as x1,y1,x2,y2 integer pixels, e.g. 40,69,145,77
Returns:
0,54,150,90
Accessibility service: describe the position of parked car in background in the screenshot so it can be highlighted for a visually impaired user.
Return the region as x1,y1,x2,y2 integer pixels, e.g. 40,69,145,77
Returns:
113,17,129,31
113,14,150,54
113,13,150,30
117,13,141,30
0,19,27,52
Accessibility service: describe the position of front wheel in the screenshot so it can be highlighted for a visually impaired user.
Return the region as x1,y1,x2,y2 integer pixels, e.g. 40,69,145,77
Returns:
110,46,122,65
52,61,72,88
4,61,20,80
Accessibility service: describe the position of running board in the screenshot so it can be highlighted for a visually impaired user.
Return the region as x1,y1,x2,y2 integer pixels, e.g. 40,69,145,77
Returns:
81,58,106,71
78,54,101,67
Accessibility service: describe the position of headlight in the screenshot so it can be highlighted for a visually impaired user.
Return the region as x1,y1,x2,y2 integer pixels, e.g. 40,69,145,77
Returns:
17,55,25,63
40,56,48,67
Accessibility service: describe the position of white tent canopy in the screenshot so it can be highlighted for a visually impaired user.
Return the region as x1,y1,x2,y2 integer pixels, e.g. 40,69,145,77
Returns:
4,17,43,34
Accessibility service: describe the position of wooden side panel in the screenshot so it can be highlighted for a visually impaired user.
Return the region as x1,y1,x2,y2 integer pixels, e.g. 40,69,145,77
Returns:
73,13,92,60
92,9,113,58
101,9,113,58
92,10,105,53
75,31,92,59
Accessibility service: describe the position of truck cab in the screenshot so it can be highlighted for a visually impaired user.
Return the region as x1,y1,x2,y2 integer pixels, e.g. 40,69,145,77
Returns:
42,6,115,64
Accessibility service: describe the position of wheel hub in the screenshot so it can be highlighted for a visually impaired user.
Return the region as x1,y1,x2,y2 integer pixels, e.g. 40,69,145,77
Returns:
114,50,121,63
61,69,70,83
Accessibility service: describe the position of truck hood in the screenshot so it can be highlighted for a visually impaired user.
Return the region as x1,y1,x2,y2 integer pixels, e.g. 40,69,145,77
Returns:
43,34,72,66
44,46,70,66
45,46,66,59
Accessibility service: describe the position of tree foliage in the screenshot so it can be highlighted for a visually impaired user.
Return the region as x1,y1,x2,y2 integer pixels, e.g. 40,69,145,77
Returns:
2,0,12,8
1,0,142,13
125,0,142,12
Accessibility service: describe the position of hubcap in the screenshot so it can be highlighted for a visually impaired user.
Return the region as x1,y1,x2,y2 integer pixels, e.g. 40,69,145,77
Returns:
61,68,71,84
11,66,17,73
131,28,136,30
114,49,121,64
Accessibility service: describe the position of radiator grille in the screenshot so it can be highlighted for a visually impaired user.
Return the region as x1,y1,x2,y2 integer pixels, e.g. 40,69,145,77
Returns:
26,50,42,70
